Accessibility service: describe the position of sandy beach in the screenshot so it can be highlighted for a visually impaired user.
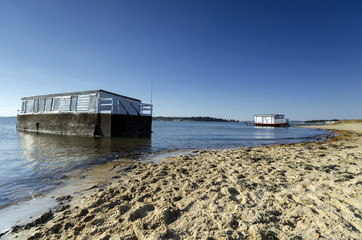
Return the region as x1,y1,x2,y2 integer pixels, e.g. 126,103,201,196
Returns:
3,120,362,240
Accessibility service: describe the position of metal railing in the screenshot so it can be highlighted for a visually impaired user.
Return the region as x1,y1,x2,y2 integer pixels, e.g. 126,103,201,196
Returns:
98,98,113,113
140,103,153,116
98,98,152,116
273,119,289,124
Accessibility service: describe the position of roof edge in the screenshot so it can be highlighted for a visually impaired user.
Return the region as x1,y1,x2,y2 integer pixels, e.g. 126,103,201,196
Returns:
21,89,141,102
254,114,285,116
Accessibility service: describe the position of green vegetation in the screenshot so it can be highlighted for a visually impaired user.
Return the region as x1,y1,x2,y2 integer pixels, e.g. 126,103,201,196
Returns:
332,119,362,125
152,116,239,122
304,119,339,124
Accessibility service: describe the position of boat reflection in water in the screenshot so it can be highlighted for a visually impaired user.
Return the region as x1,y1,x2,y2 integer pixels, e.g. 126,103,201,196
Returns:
18,131,153,174
0,132,152,210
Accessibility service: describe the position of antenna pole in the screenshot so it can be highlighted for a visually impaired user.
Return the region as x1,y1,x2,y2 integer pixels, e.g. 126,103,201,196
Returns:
150,81,153,105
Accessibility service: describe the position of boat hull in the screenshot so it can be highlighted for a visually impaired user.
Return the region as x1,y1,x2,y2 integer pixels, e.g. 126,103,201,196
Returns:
254,123,289,127
16,113,152,137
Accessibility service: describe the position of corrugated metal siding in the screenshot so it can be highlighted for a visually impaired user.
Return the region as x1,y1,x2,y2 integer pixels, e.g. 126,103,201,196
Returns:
76,95,90,113
59,97,71,113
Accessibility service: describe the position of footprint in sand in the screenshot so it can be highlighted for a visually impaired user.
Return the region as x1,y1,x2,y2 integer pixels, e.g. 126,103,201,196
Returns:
129,204,155,222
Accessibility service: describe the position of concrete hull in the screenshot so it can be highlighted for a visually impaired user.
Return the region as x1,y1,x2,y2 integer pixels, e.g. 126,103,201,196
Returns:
17,113,152,138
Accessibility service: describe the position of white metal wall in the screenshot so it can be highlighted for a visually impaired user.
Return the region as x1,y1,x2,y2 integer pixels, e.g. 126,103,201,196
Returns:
20,91,145,116
76,94,91,113
255,116,274,124
59,96,71,113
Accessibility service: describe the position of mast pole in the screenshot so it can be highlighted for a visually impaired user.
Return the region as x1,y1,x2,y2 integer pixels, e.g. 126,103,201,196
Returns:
150,81,153,105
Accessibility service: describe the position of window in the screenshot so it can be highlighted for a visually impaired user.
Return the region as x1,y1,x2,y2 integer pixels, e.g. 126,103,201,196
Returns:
53,98,60,111
89,95,97,112
45,98,53,112
70,96,78,111
33,99,39,113
39,99,45,112
21,101,26,113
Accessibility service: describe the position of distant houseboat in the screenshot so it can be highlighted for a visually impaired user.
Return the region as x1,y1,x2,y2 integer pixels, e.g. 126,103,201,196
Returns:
254,114,289,127
17,90,153,137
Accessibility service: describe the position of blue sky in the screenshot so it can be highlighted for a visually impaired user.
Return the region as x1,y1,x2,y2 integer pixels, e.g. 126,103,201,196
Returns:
0,0,361,120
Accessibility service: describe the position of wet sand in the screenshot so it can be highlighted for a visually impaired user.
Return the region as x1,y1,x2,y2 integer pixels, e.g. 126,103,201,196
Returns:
3,120,362,239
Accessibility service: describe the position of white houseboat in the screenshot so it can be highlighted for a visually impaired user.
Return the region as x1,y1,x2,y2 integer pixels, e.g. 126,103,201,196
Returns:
254,114,289,127
17,90,153,137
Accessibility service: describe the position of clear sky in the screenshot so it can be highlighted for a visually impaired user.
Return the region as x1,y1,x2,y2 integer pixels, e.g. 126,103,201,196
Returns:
0,0,361,120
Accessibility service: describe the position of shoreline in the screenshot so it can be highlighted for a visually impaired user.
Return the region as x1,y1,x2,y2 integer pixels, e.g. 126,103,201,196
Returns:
0,149,194,236
0,160,136,236
2,120,362,239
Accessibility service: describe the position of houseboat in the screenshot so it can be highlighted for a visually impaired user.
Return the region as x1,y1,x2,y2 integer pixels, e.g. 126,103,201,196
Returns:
17,90,153,137
254,114,289,127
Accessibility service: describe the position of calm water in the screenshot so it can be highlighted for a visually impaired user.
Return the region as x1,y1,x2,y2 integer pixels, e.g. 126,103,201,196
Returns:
0,117,329,209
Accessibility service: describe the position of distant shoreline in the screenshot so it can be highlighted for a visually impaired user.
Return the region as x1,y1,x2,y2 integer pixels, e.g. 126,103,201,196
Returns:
153,116,239,122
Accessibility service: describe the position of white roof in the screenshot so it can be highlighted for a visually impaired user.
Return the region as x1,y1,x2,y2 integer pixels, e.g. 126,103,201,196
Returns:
21,89,141,102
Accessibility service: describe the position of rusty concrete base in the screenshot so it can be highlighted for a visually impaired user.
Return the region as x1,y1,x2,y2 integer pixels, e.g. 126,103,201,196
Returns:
17,113,152,138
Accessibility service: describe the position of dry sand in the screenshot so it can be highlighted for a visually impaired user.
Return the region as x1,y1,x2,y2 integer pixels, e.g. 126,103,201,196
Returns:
4,120,362,240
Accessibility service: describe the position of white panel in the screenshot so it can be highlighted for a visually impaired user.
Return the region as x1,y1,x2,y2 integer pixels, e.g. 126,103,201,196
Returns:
76,95,90,113
267,117,272,124
255,116,262,123
59,96,71,113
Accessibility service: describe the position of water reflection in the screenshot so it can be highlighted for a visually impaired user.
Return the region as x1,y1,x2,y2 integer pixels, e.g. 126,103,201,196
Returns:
1,131,153,208
253,127,278,139
18,132,152,172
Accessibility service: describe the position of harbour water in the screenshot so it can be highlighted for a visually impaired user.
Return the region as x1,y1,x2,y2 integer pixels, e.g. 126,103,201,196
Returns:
0,117,329,213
